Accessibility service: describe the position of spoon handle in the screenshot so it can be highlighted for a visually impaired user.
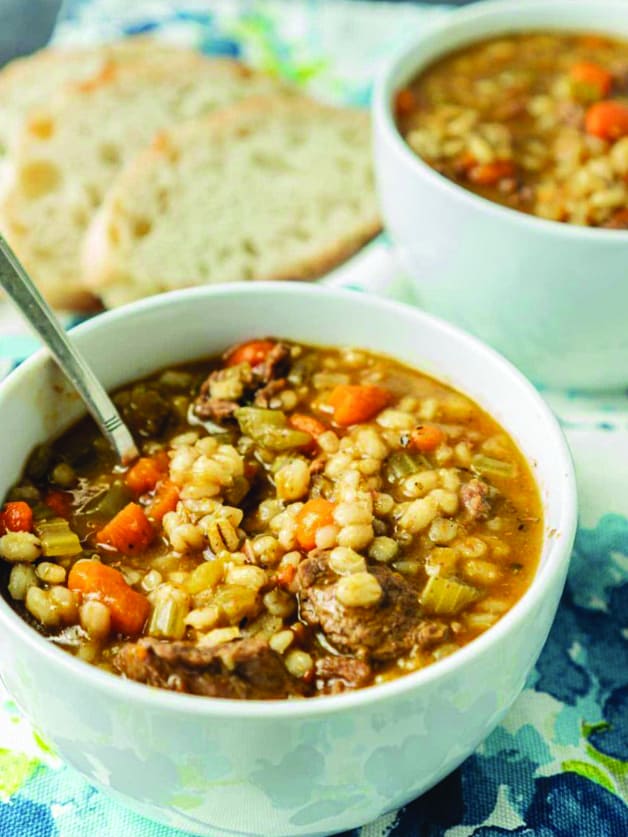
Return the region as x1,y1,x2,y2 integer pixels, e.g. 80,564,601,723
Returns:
0,235,138,464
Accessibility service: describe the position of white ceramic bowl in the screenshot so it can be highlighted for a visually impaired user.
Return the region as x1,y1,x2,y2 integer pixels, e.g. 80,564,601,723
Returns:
0,284,576,837
373,0,628,390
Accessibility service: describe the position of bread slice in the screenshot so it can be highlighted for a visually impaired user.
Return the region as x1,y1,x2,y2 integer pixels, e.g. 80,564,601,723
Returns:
0,38,196,159
0,54,285,309
83,96,381,307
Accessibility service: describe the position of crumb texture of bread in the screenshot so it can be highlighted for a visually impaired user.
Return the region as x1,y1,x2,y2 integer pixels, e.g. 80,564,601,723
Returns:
0,38,195,158
0,51,283,308
84,96,381,307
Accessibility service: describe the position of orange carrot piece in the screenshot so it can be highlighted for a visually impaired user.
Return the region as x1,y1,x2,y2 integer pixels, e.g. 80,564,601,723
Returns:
327,384,391,427
147,481,180,523
44,490,72,519
276,564,296,588
125,453,169,495
408,424,446,453
96,502,154,555
468,159,515,186
288,413,327,453
0,501,33,535
585,100,628,140
395,88,416,118
296,498,336,551
68,560,150,635
225,339,276,368
570,61,612,97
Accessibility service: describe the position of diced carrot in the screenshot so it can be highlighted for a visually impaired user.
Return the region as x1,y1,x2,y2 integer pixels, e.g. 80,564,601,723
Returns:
296,498,336,551
147,481,179,523
276,564,296,588
585,100,628,140
67,559,150,635
570,62,612,98
408,424,446,453
327,384,391,427
0,501,33,535
45,490,72,519
96,502,154,555
395,88,416,118
288,413,327,453
468,159,515,186
225,339,276,368
124,452,169,495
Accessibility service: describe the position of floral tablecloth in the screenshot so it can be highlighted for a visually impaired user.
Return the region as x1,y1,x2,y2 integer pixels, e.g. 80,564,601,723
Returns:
0,2,626,836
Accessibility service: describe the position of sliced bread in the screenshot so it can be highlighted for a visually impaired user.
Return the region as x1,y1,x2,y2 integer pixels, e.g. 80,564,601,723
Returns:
0,54,285,309
0,38,197,159
83,96,381,307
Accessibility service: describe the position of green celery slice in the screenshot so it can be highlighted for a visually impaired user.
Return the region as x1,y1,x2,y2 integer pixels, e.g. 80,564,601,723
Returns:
35,518,81,557
420,575,480,615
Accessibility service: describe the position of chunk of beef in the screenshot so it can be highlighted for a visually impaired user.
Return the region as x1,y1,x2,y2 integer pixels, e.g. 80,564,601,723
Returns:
256,342,290,385
296,553,424,662
193,363,254,422
315,655,372,694
460,478,492,520
193,395,240,422
254,378,287,407
415,620,450,649
113,636,306,700
192,343,290,421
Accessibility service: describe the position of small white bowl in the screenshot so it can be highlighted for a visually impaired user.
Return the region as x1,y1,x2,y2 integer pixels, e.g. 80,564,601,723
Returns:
373,0,628,390
0,284,576,837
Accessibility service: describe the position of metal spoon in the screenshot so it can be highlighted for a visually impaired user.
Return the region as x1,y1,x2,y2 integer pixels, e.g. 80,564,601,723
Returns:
0,234,139,464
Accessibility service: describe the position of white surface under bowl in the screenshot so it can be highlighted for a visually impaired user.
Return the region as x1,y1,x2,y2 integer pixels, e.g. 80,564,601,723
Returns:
0,283,576,837
373,0,628,390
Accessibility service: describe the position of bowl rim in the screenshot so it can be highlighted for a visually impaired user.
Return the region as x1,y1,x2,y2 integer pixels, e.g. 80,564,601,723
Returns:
0,283,578,718
373,0,628,241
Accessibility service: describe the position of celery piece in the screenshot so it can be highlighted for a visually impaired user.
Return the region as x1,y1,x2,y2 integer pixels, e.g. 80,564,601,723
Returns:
213,584,258,623
148,585,189,640
82,481,131,518
385,451,421,482
234,408,310,450
255,426,312,450
35,518,81,557
235,407,286,436
471,454,516,479
420,575,480,615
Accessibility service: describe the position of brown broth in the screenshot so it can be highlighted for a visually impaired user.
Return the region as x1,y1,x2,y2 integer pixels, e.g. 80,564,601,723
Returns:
1,340,543,698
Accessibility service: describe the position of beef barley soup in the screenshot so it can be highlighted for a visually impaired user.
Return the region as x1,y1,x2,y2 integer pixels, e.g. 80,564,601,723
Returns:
0,339,543,699
396,32,628,227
